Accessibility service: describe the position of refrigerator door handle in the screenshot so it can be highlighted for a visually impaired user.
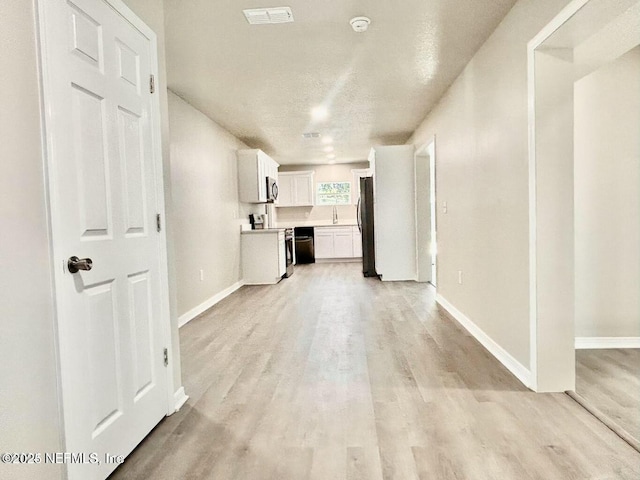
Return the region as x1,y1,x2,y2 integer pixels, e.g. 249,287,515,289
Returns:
356,197,362,233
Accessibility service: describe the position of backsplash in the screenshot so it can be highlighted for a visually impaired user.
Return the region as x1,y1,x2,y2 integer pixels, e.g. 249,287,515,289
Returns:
275,204,357,226
274,161,368,226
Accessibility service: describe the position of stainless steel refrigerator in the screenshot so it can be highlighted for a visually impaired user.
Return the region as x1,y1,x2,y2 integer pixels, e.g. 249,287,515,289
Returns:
357,177,378,277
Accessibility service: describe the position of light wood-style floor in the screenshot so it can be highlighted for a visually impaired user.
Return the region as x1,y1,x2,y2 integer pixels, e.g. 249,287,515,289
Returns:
110,263,640,479
576,348,640,444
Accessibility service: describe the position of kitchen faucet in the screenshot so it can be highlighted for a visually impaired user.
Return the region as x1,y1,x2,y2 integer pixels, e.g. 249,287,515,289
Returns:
332,205,338,224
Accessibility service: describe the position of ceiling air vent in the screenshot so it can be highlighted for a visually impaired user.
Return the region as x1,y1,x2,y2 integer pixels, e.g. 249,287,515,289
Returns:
302,132,321,139
243,7,294,25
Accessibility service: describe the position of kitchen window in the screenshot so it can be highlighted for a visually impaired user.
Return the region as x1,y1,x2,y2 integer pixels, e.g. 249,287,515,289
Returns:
316,181,351,205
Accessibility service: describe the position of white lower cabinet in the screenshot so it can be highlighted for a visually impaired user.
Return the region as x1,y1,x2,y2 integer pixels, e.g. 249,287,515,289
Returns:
242,230,286,284
314,230,334,259
352,227,362,257
278,234,286,276
333,231,353,258
314,226,362,259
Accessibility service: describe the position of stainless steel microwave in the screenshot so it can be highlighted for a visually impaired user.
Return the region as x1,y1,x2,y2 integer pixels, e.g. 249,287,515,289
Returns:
266,176,278,202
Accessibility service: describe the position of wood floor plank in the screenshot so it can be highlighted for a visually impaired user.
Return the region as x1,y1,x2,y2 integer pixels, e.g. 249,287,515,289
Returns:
109,263,640,479
346,446,384,480
576,348,640,444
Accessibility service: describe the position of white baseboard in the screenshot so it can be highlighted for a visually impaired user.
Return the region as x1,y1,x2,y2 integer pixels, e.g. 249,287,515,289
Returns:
178,280,244,328
315,258,361,263
575,337,640,349
173,387,189,412
436,294,533,389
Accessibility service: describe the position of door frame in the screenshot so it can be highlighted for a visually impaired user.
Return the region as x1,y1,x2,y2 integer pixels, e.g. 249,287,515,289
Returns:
527,0,639,392
35,0,177,441
414,137,437,286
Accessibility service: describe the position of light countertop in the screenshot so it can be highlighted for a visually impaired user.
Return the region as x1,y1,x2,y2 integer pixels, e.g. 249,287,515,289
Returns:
275,222,358,228
241,228,286,235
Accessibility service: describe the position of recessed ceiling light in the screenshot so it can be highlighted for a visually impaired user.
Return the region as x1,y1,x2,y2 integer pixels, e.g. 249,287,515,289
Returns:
324,146,334,153
321,136,333,144
302,132,321,139
311,105,328,121
327,153,336,159
328,160,336,165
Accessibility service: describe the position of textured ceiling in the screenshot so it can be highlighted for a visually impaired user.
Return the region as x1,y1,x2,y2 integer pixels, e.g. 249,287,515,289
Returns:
163,0,518,164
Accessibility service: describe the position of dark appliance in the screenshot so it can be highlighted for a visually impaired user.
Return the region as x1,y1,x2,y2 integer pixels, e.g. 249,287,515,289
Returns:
294,227,315,264
284,228,294,277
248,213,264,230
358,177,377,277
266,176,279,203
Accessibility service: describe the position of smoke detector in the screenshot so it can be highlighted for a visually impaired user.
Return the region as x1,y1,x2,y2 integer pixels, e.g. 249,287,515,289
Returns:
350,16,370,33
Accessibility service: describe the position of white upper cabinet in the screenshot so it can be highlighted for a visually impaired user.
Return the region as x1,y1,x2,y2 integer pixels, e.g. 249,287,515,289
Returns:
276,171,314,207
237,149,279,203
294,174,313,205
277,175,294,206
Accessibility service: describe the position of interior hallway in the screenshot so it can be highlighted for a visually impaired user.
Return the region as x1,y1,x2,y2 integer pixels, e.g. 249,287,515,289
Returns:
110,263,640,479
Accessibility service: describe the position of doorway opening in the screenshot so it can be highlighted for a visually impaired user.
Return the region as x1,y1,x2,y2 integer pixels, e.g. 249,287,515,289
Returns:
428,143,437,286
528,0,640,417
571,43,640,451
414,139,437,286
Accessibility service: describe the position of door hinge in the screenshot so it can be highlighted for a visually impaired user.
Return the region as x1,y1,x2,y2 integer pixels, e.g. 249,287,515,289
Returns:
150,74,155,94
156,213,161,232
163,348,169,367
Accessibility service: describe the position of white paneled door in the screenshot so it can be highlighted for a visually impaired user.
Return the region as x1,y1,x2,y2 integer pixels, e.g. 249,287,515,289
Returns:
38,0,170,478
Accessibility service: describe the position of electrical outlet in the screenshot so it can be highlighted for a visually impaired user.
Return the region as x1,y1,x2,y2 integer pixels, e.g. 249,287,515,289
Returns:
458,270,463,285
443,201,448,214
199,269,204,282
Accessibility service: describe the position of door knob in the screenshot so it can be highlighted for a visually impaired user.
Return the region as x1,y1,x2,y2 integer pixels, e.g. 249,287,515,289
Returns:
68,256,93,273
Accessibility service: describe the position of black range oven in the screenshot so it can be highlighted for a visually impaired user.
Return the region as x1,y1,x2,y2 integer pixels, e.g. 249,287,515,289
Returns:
284,228,294,278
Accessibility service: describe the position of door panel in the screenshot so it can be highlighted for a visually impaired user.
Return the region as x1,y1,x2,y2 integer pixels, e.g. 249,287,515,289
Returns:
278,237,286,276
278,175,294,206
314,232,334,258
294,175,312,205
85,280,121,437
72,84,111,238
69,2,103,68
129,271,154,400
118,106,147,235
353,230,362,258
117,40,140,89
40,0,169,478
333,232,354,258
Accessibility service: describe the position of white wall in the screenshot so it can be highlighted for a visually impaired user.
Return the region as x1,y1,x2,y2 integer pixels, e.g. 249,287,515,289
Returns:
373,145,418,281
168,91,259,318
574,46,640,338
0,2,63,478
276,162,368,226
415,144,434,283
409,0,572,369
